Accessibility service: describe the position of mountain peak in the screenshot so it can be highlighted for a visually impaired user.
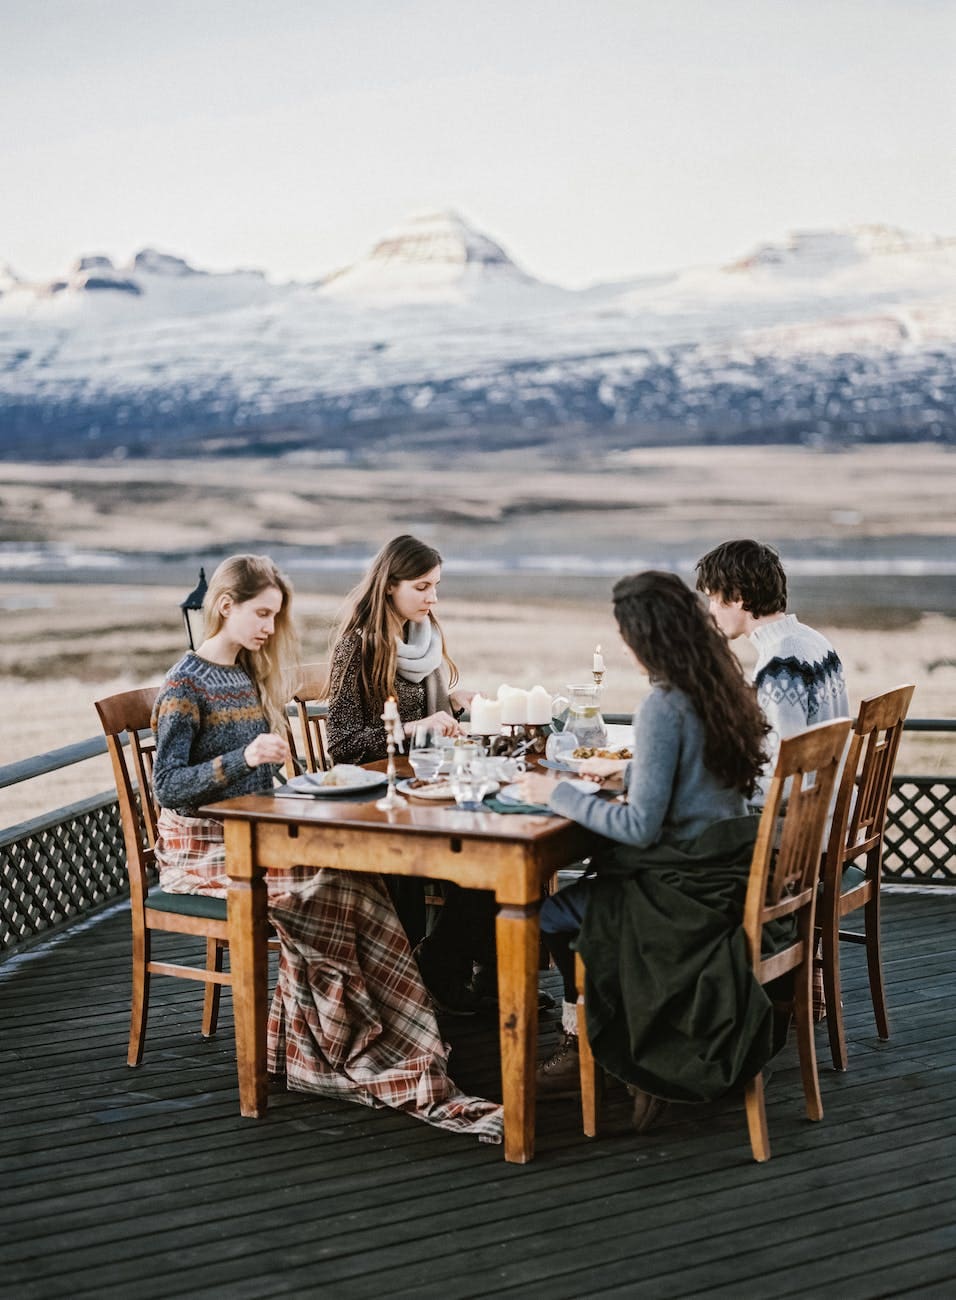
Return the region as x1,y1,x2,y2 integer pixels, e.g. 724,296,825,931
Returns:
320,209,546,305
367,209,517,271
130,248,204,277
726,224,956,275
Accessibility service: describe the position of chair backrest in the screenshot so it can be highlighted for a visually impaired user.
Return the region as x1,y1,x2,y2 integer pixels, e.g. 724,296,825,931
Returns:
94,687,161,916
288,661,331,773
744,718,852,973
826,684,916,873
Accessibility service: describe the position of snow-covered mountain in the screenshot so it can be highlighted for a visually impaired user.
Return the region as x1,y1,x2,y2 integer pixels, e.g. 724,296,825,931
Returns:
1,215,954,457
319,209,569,310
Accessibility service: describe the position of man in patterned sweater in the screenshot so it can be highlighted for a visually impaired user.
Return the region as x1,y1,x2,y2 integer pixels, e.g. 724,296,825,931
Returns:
695,539,849,806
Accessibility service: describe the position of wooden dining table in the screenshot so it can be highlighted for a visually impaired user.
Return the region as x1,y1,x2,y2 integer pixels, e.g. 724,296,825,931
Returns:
204,770,597,1163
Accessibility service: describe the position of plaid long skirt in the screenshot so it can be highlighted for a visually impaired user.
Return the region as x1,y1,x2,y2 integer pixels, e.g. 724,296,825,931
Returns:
155,810,502,1142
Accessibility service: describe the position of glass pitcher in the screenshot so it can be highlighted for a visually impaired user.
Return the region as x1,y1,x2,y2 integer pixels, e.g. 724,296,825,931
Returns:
551,683,608,749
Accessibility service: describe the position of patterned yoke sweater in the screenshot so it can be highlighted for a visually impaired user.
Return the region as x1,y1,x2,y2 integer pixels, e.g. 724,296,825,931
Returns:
750,613,849,804
151,652,278,816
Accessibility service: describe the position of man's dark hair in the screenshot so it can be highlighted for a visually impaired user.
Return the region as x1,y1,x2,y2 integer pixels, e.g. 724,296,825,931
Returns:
694,539,787,617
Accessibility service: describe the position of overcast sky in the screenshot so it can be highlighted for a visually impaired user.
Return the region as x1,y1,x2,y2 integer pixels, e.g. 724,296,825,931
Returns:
3,0,954,287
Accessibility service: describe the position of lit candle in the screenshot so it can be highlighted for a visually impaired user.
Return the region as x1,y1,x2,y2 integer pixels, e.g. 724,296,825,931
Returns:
526,684,553,726
383,696,400,721
593,645,605,674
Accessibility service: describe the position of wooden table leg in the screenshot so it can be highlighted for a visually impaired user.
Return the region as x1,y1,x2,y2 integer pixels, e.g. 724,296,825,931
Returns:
496,900,539,1163
224,819,269,1118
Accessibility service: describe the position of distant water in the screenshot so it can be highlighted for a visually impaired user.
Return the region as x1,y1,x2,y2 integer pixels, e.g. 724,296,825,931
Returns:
2,541,956,580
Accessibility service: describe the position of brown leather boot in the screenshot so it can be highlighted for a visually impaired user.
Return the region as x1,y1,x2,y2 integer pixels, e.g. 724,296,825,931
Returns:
630,1087,668,1133
536,1032,580,1097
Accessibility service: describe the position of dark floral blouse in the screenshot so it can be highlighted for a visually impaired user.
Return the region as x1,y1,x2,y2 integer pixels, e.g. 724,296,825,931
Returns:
326,632,429,764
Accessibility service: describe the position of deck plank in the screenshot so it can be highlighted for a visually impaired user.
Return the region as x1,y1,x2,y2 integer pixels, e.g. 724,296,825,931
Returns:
1,893,954,1298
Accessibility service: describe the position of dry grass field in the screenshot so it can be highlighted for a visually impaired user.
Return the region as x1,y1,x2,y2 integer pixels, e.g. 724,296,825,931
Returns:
2,443,954,825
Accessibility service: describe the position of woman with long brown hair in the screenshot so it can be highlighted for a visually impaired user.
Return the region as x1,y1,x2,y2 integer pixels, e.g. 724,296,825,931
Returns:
327,534,469,761
519,570,774,1128
151,553,501,1142
327,535,499,1015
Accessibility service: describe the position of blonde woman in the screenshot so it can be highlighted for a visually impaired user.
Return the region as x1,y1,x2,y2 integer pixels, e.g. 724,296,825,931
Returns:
151,553,501,1143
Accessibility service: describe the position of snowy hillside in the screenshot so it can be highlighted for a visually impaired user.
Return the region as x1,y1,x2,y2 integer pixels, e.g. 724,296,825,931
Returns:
1,214,954,457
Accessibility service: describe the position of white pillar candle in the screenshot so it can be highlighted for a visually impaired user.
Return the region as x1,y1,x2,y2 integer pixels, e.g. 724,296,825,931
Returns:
593,645,605,673
470,694,493,735
471,696,502,734
526,684,553,726
500,687,528,726
484,698,502,733
383,696,400,720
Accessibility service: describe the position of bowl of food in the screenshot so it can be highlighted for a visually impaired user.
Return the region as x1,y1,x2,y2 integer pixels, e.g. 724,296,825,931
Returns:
563,745,633,772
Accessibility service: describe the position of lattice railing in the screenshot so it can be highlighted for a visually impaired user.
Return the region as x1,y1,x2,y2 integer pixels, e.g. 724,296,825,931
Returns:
0,719,954,957
0,793,128,952
884,777,956,884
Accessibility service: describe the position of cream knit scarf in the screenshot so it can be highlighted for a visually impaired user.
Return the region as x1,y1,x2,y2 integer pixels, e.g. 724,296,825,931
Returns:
395,618,443,685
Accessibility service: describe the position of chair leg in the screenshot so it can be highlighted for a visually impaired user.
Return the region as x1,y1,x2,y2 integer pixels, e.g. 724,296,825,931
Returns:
822,922,848,1072
128,928,150,1067
201,938,224,1038
793,946,824,1123
744,1072,770,1162
575,953,601,1137
864,885,890,1041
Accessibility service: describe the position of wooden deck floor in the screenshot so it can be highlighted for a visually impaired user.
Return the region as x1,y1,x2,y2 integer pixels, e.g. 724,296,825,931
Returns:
1,891,955,1299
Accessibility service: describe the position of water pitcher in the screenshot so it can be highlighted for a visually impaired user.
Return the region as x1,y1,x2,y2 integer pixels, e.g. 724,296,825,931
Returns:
551,683,608,748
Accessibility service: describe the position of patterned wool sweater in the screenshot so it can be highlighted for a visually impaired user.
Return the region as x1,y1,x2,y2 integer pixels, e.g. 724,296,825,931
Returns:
750,614,849,803
151,652,277,815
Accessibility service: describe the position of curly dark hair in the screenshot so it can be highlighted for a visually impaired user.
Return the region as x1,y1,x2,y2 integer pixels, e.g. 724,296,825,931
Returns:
694,539,787,618
612,570,770,798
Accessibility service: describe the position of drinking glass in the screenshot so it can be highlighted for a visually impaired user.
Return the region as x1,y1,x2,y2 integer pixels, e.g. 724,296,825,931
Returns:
545,730,579,766
409,747,442,784
450,756,493,811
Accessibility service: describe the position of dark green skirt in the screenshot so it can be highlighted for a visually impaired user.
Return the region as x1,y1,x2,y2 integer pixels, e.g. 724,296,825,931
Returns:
576,815,792,1104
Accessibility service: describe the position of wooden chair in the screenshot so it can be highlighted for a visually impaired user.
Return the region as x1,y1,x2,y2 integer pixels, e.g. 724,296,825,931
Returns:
286,661,331,775
575,717,852,1163
818,684,915,1071
96,687,275,1067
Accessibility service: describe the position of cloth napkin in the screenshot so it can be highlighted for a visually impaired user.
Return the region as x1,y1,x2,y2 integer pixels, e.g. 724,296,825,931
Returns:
484,796,556,816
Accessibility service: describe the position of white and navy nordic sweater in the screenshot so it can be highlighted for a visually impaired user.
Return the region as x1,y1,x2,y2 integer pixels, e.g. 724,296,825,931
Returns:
750,614,849,804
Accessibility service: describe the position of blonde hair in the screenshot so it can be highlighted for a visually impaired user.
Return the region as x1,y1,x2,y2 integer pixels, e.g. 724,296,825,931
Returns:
204,553,301,732
332,535,458,706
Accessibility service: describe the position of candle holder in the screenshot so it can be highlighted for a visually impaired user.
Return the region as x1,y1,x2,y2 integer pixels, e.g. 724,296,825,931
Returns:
592,668,606,691
376,715,407,811
482,723,551,757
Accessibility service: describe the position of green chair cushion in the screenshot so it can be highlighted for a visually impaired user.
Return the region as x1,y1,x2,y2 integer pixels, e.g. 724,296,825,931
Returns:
146,890,227,921
841,863,868,894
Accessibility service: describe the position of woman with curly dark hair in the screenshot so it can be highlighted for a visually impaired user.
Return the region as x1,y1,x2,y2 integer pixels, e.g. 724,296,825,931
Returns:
520,571,777,1128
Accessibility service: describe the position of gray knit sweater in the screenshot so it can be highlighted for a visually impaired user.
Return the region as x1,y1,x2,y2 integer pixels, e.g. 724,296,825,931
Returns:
548,684,747,848
151,652,277,815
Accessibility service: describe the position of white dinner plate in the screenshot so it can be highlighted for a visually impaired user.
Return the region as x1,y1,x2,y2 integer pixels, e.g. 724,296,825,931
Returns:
499,777,600,802
280,766,387,796
397,777,501,801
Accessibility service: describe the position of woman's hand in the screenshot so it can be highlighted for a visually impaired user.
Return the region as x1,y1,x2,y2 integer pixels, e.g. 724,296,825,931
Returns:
515,771,556,806
449,687,477,712
244,732,291,768
404,710,460,738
